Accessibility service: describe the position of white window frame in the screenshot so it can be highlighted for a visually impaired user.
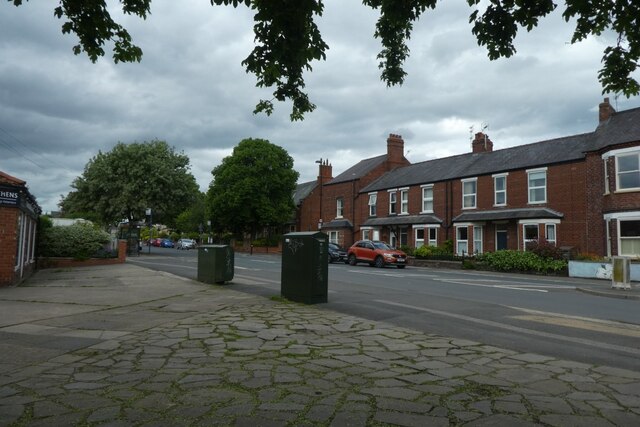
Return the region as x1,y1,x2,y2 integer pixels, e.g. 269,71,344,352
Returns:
456,225,470,255
493,173,507,206
415,228,425,248
390,231,397,248
518,219,561,251
328,231,339,244
421,184,434,213
604,159,610,195
400,188,409,214
619,218,640,257
523,223,539,250
362,227,372,241
368,192,377,217
462,178,477,209
527,168,547,204
388,189,397,215
336,197,344,218
473,226,483,254
428,227,438,247
545,223,557,245
399,227,408,247
615,152,640,191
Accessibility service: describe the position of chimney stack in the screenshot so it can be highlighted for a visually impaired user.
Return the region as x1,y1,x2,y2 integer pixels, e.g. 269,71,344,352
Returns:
471,132,493,153
599,97,616,124
387,133,405,165
317,158,332,182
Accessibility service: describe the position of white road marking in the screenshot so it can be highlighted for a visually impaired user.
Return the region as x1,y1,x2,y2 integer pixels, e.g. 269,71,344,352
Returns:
435,278,548,292
374,299,640,356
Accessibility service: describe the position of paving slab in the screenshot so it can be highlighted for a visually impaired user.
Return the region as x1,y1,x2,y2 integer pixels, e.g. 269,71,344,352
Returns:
0,263,638,426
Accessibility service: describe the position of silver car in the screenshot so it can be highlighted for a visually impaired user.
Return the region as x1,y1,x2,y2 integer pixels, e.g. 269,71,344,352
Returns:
176,238,196,250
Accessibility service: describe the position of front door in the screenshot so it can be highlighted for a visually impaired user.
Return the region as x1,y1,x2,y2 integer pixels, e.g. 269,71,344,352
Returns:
496,228,508,251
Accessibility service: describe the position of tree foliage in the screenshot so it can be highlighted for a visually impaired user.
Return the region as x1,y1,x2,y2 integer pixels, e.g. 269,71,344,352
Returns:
174,192,207,234
8,0,640,119
60,140,200,226
206,138,298,238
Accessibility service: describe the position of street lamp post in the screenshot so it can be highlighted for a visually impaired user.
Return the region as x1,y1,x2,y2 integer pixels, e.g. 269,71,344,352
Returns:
146,208,152,254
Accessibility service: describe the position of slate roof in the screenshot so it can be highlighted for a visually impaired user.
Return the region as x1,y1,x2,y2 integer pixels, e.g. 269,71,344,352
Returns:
362,105,640,193
362,133,593,192
362,214,442,227
590,105,640,151
293,180,317,206
452,208,563,223
328,155,387,185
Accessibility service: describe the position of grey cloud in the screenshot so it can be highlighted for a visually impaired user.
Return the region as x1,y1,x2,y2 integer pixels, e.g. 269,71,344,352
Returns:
1,2,639,213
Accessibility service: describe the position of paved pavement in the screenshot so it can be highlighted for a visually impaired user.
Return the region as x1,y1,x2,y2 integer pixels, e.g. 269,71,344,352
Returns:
575,280,640,301
0,263,638,426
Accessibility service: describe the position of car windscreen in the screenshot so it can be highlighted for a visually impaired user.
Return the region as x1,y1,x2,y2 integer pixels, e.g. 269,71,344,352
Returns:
373,242,391,250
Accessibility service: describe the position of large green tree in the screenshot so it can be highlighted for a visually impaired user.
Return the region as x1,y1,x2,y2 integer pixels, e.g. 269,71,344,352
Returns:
206,138,298,239
8,1,640,119
175,191,207,234
60,140,200,226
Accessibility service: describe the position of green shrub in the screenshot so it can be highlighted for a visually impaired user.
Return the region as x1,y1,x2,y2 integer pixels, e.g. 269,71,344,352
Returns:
414,244,455,258
39,215,53,231
462,259,476,269
399,245,414,256
39,223,111,259
478,250,567,273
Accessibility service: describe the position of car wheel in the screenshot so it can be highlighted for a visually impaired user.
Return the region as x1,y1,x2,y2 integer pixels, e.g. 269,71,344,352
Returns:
328,254,333,264
348,254,357,266
374,256,385,268
397,265,406,269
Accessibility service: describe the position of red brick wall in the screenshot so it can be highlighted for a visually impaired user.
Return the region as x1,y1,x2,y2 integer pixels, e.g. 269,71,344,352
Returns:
322,180,357,246
297,185,321,233
349,159,594,254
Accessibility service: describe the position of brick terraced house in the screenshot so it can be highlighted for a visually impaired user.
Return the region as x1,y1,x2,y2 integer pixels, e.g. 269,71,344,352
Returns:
0,171,41,286
296,98,640,258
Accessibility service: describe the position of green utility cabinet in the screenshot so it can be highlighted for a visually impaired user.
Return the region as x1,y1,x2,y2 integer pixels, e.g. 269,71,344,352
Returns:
281,232,328,304
197,245,234,284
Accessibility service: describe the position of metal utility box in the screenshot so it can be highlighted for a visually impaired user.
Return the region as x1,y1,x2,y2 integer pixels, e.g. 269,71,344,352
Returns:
281,232,328,304
198,245,234,284
611,256,631,290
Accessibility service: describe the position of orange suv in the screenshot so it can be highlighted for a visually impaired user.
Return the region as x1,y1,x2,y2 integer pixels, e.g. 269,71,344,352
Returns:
347,240,407,269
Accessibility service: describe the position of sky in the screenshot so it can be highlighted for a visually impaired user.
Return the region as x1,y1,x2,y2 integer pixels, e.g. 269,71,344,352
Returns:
1,1,639,214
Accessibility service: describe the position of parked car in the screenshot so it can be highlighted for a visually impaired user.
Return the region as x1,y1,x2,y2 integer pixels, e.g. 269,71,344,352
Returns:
328,242,347,263
177,238,196,250
347,240,407,268
160,238,174,248
150,238,163,247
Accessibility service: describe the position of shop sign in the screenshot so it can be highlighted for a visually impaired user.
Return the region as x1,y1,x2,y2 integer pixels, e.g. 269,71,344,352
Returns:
0,186,20,207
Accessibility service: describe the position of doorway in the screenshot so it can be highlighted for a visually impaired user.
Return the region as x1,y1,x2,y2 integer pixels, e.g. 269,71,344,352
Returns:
496,227,508,251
